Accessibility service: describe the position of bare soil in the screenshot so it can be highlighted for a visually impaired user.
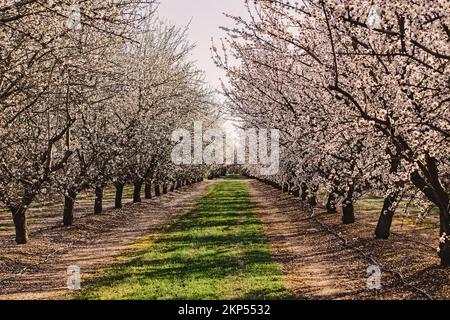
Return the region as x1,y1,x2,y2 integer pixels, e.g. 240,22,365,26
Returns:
2,178,449,300
246,179,450,300
0,181,214,300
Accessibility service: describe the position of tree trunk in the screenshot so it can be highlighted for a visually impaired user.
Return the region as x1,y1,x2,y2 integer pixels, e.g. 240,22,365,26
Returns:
163,183,168,194
155,183,161,197
410,157,450,266
11,205,28,244
342,199,355,224
301,182,308,201
94,186,103,214
133,179,143,203
115,183,124,209
63,190,77,226
438,206,450,267
326,192,337,214
144,181,152,199
309,185,318,207
170,182,175,192
374,193,398,239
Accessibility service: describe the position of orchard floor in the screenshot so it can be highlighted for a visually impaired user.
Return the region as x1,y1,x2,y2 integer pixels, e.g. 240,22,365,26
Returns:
0,181,214,300
247,179,449,300
78,179,291,300
0,177,449,300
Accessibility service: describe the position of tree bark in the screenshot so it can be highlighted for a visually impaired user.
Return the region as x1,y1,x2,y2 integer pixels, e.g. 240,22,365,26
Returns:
94,186,103,214
115,183,124,209
144,181,152,199
342,199,355,224
133,179,143,203
375,149,401,239
301,182,308,201
63,190,77,226
374,193,398,239
438,206,450,267
326,192,338,214
163,183,168,194
309,184,318,207
409,156,450,266
11,205,28,244
155,183,161,197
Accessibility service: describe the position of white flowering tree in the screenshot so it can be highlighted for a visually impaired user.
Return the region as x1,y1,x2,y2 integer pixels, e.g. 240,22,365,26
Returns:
0,1,218,244
217,0,450,265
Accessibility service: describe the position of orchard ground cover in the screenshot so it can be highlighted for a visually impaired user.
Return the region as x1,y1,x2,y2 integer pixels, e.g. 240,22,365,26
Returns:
77,179,292,300
0,177,447,300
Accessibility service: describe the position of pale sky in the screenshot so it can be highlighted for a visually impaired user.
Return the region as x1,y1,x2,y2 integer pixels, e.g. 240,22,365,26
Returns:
157,0,246,91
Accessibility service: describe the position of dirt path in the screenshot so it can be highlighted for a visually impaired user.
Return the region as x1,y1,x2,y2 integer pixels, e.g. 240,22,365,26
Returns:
2,177,449,300
0,181,214,300
247,179,450,300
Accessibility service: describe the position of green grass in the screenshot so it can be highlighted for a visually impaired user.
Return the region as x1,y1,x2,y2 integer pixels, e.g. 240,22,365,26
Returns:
355,194,440,229
77,180,291,300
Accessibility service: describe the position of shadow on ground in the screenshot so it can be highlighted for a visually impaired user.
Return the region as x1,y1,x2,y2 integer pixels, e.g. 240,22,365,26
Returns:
79,179,293,300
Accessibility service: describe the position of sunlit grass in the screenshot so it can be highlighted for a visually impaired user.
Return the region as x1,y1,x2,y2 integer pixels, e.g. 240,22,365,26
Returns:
77,180,292,300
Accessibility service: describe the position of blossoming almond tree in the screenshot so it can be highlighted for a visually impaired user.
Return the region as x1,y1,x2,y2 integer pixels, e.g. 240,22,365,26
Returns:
217,0,450,265
0,1,220,244
0,0,156,243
